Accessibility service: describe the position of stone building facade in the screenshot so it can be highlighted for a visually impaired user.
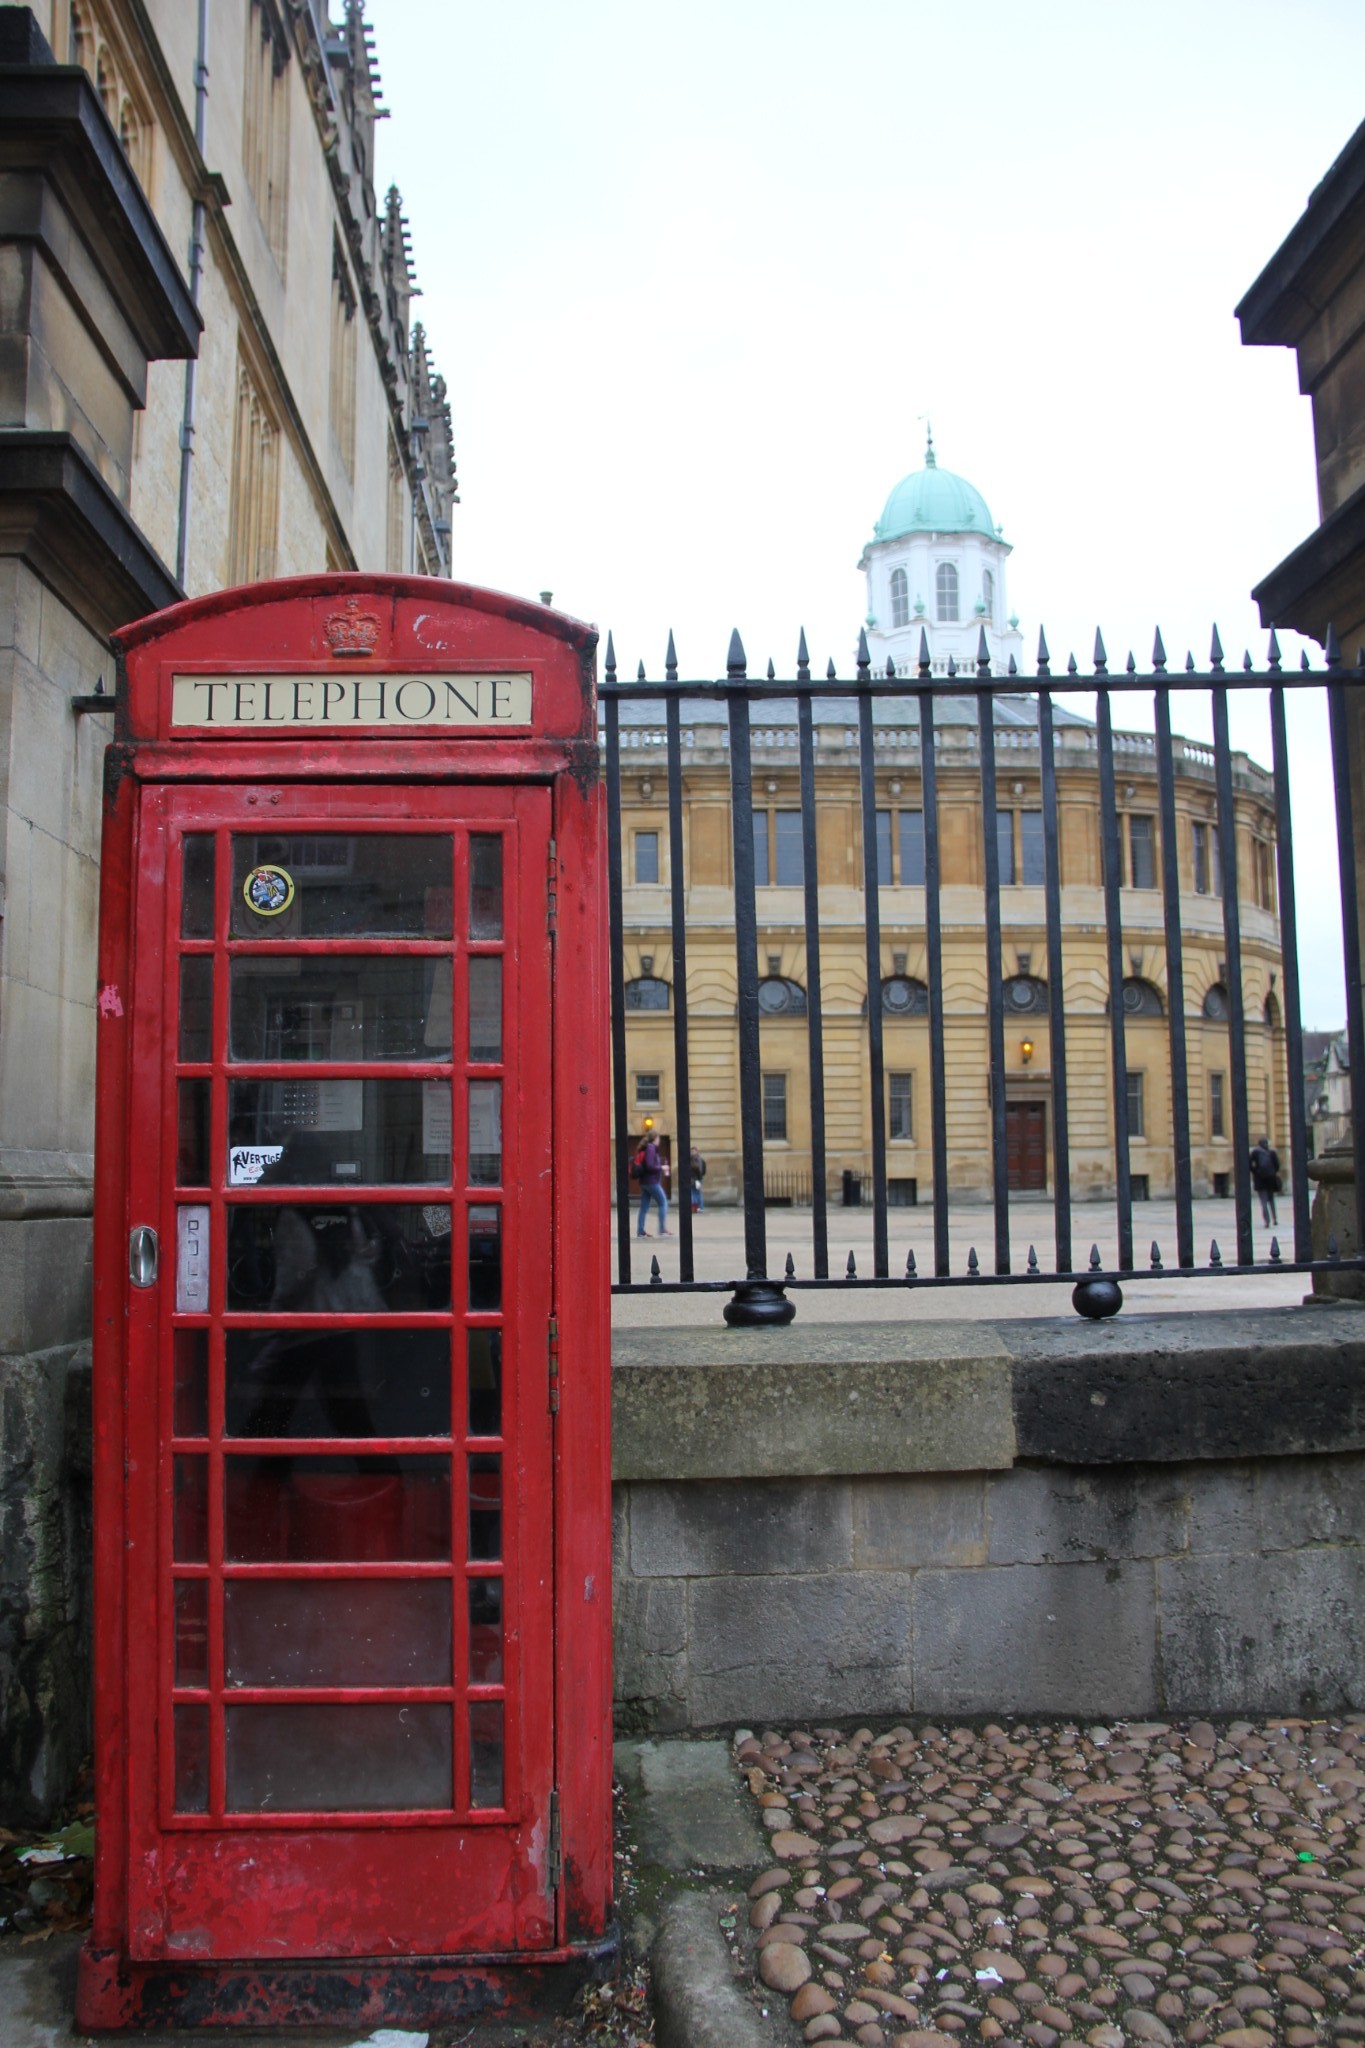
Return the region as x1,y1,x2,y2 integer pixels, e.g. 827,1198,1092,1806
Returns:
0,0,455,1818
616,456,1287,1207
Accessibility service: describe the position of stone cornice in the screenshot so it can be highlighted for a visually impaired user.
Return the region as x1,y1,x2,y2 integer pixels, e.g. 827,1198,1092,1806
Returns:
0,431,181,634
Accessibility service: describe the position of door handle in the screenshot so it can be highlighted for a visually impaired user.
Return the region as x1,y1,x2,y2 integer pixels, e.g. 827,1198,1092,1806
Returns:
129,1226,159,1288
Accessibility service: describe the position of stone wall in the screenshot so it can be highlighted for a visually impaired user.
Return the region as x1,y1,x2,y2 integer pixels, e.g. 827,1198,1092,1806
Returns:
612,1309,1365,1733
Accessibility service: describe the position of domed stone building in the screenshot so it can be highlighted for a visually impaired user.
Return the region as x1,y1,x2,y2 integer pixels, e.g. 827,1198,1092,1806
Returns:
613,448,1287,1210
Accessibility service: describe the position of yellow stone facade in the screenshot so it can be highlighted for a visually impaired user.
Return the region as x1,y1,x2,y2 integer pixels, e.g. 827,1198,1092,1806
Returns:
615,699,1287,1206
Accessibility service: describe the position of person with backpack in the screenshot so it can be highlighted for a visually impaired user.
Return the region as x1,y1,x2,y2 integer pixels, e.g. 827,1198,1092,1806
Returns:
1249,1134,1281,1228
632,1128,670,1237
690,1144,706,1213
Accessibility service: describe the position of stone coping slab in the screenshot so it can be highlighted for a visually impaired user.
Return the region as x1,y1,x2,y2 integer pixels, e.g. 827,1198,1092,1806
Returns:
612,1305,1365,1479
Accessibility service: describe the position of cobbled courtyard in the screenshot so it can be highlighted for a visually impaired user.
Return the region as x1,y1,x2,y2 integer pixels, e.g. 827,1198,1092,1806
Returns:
731,1715,1365,2047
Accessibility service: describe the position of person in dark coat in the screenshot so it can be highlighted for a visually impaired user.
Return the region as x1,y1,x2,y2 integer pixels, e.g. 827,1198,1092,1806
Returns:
1249,1134,1280,1228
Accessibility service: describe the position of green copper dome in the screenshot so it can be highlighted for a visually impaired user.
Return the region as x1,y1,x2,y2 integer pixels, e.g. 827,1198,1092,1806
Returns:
874,442,997,544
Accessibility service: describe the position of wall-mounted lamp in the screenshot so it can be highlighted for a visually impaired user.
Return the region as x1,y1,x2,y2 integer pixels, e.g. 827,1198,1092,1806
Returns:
1020,1038,1035,1066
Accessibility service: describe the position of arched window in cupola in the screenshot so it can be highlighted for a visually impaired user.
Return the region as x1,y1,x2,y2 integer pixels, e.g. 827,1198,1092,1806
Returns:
935,562,959,624
983,568,994,616
890,567,909,630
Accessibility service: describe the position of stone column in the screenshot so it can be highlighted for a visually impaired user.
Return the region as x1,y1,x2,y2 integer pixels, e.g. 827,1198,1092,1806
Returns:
0,13,197,1820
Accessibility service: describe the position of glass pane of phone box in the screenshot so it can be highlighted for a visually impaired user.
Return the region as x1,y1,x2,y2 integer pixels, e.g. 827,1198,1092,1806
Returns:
225,1702,452,1812
225,1204,451,1313
225,1579,452,1687
229,957,452,1063
228,1078,451,1186
225,1328,451,1438
231,836,452,939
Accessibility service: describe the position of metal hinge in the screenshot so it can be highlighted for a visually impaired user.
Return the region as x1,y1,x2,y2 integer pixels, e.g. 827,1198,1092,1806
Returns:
547,837,558,934
547,1314,560,1414
548,1788,562,1891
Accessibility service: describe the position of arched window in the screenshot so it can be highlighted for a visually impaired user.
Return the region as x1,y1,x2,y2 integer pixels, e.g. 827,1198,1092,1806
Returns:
890,567,909,629
983,568,995,615
1264,993,1281,1030
1202,984,1229,1021
757,976,807,1017
1121,977,1164,1017
935,562,959,623
624,976,670,1012
880,975,929,1016
1002,974,1048,1015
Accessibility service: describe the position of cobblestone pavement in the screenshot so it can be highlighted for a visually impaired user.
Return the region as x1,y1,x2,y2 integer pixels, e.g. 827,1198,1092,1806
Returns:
729,1715,1365,2047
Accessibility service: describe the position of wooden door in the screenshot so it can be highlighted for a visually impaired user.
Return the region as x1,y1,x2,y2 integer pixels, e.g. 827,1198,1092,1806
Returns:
1006,1101,1047,1191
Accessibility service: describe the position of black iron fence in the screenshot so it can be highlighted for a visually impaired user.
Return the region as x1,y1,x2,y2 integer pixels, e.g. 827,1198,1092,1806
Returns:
603,623,1365,1323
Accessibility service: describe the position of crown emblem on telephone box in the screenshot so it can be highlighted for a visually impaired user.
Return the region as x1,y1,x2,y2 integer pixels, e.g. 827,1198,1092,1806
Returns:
322,596,381,657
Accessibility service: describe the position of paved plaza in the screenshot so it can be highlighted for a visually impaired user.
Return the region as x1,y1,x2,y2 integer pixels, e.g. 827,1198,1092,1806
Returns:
612,1198,1312,1326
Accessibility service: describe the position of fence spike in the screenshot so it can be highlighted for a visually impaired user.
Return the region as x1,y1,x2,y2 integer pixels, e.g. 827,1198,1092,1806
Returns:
727,628,747,678
1185,651,1196,673
604,630,617,680
1210,1239,1222,1267
1008,654,1018,676
827,657,837,681
1242,649,1253,672
1026,1244,1039,1273
1037,626,1051,674
1325,622,1341,668
1067,653,1078,676
1210,624,1225,671
785,1252,796,1279
967,1246,980,1275
796,626,810,679
1301,647,1311,670
1150,1239,1163,1269
766,658,775,681
1093,628,1108,673
1087,1243,1101,1271
1152,626,1167,671
1126,651,1136,675
886,658,897,680
1329,1232,1340,1260
947,655,958,678
846,1250,857,1278
1267,627,1281,671
977,624,991,673
1269,1236,1282,1264
906,1247,917,1278
665,627,678,680
918,627,932,676
650,1255,662,1285
637,659,646,682
857,626,872,679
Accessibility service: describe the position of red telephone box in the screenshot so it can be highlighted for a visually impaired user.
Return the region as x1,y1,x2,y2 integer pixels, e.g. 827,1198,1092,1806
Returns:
77,578,613,2030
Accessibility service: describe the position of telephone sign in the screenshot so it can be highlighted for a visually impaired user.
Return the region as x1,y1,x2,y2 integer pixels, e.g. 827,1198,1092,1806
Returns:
78,579,612,2030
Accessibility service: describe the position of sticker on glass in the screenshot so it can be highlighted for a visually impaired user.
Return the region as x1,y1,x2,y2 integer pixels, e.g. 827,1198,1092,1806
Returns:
229,1144,285,1185
242,864,295,917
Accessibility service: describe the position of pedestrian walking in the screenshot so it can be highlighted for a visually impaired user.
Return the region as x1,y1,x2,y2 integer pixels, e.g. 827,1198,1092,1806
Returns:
1249,1134,1280,1227
690,1144,706,1213
633,1129,670,1236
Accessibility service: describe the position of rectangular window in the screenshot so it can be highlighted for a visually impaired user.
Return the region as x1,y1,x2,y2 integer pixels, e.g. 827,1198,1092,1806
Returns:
635,1073,660,1105
329,243,358,480
1256,839,1276,911
875,810,892,886
751,811,770,887
995,809,1015,885
1194,821,1222,897
774,810,804,887
1128,815,1156,890
634,829,659,884
228,353,280,585
243,0,289,270
898,810,925,887
888,1072,913,1141
762,1072,787,1142
1020,810,1045,886
1210,1070,1226,1138
1126,1071,1145,1138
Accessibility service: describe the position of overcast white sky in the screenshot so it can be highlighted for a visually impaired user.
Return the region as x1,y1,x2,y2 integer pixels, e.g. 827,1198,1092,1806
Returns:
370,0,1365,1026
